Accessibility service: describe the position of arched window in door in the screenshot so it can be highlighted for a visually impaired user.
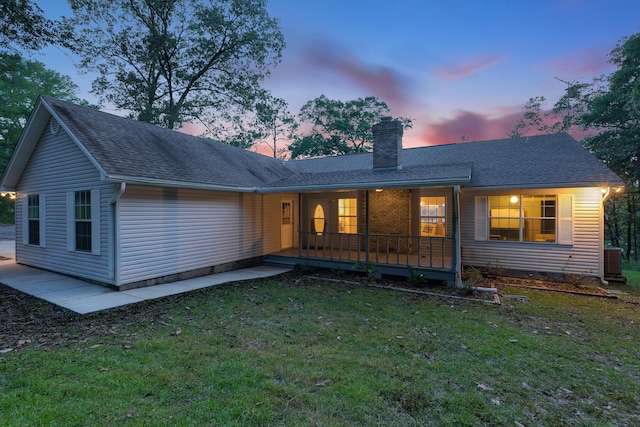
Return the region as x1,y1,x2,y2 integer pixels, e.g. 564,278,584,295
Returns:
312,203,326,235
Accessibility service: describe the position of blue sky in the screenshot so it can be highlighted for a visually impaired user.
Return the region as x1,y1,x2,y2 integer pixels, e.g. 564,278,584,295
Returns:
35,0,640,148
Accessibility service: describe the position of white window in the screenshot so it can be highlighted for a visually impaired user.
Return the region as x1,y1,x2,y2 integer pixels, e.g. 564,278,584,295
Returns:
487,195,557,243
23,194,45,247
67,189,100,254
338,198,357,234
75,190,92,252
420,196,446,236
27,195,40,245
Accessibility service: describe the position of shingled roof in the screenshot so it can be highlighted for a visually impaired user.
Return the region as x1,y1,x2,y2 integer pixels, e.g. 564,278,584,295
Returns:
0,96,624,193
40,96,294,190
287,133,623,190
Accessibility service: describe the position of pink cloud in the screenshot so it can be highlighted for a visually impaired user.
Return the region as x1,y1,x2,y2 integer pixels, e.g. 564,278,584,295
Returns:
434,53,503,81
542,46,613,77
303,40,412,108
418,106,596,147
420,109,520,146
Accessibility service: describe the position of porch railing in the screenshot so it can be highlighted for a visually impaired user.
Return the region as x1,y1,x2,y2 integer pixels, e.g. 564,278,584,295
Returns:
298,231,453,270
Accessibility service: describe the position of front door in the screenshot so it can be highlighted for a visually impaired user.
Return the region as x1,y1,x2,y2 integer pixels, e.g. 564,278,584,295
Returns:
281,199,293,249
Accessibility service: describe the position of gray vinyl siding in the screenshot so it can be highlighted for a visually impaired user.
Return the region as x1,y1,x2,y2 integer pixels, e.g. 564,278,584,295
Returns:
15,124,114,283
460,187,602,277
117,186,287,285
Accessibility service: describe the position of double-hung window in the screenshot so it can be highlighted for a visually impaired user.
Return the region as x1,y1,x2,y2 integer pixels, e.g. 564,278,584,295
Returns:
67,189,100,254
338,198,357,234
23,194,45,247
74,190,92,252
420,196,446,236
27,195,40,245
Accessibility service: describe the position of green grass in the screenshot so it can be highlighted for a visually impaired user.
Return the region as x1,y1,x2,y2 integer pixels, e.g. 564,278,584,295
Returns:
2,273,640,426
622,269,640,287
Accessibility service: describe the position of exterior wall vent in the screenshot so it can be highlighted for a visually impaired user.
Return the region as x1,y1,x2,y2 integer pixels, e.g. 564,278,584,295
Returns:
50,118,60,136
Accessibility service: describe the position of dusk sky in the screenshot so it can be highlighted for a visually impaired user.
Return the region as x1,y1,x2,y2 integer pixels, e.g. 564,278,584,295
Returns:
35,0,640,149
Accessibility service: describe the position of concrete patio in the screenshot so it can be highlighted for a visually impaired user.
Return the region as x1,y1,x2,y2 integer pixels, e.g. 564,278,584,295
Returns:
0,239,291,314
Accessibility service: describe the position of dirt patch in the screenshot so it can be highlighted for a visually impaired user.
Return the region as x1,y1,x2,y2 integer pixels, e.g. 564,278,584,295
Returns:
493,276,616,298
299,270,500,303
0,283,177,354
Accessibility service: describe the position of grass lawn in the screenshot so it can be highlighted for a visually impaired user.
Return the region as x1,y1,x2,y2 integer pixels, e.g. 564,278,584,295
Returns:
622,269,640,287
1,272,639,426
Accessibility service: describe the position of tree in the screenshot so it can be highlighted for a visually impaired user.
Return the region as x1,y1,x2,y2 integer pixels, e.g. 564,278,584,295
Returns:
0,54,86,167
507,96,549,138
0,0,56,54
550,78,590,133
288,95,412,159
577,33,640,261
580,33,640,188
508,80,588,139
0,54,87,222
254,96,297,158
201,93,296,156
64,0,285,130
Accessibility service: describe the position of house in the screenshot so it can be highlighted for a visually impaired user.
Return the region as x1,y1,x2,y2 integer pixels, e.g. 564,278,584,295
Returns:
0,96,624,289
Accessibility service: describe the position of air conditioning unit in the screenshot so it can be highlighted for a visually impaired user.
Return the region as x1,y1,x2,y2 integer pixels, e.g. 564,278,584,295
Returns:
604,247,622,276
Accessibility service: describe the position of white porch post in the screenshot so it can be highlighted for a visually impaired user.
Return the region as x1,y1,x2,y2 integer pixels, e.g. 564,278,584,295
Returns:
453,185,462,287
365,190,370,265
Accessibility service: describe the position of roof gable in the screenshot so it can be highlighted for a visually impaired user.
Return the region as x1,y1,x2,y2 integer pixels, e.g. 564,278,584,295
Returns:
40,96,294,190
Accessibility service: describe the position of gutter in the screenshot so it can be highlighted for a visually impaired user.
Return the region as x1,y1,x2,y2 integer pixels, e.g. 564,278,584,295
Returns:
105,174,471,195
110,182,126,204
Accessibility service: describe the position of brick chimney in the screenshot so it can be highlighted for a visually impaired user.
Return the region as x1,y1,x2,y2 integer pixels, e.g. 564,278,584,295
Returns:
372,116,403,170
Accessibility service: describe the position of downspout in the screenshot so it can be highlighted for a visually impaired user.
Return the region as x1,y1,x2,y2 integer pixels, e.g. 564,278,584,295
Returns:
453,185,462,287
600,187,611,285
109,182,126,283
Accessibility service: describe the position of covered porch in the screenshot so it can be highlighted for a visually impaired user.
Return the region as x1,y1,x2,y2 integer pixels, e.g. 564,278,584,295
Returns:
266,187,462,286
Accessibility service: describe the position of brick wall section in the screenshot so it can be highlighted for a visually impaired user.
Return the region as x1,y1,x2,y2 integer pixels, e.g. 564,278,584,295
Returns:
372,117,403,169
368,189,411,253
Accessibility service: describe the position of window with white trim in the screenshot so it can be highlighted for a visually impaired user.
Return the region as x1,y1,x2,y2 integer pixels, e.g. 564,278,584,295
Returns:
420,196,446,236
338,198,357,234
23,194,45,247
488,195,556,243
75,190,92,252
67,189,100,254
27,195,40,245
